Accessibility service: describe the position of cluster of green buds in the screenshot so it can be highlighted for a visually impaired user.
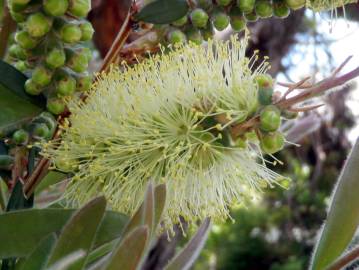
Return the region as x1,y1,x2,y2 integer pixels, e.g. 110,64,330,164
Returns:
165,0,304,45
7,0,94,115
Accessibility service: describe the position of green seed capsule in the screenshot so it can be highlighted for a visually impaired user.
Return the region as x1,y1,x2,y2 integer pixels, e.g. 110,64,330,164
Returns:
8,0,29,12
190,8,209,29
273,1,290,18
13,129,29,145
79,22,94,41
37,112,57,130
230,15,246,32
237,0,256,13
197,0,213,10
186,28,203,45
258,87,273,105
259,105,281,132
9,10,27,22
244,11,258,22
0,155,14,170
56,76,77,96
60,24,82,43
255,1,273,18
66,48,89,72
15,61,28,72
255,74,274,88
217,0,232,6
167,29,187,44
25,12,52,38
285,0,305,9
25,79,44,95
172,16,188,27
212,12,230,31
15,30,38,49
33,123,50,139
44,0,69,17
68,0,91,18
32,66,52,87
76,73,92,92
8,44,27,60
47,99,66,115
46,47,66,69
260,131,285,154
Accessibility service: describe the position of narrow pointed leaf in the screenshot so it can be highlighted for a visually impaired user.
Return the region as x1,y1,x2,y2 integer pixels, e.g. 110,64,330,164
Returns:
102,226,149,270
86,240,118,266
46,197,107,270
311,139,359,270
0,208,128,259
35,171,68,194
165,218,211,270
153,184,166,233
135,0,189,24
47,251,86,270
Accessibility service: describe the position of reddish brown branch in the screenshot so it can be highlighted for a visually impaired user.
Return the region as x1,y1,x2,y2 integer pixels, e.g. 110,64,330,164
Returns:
326,245,359,270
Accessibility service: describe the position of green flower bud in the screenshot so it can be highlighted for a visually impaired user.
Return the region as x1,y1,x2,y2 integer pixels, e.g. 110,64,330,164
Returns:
237,0,256,13
167,29,187,44
273,1,290,18
260,131,284,154
66,48,89,72
25,12,52,38
33,123,50,139
190,8,209,28
33,112,57,134
60,24,82,43
244,11,258,22
172,16,188,27
13,129,29,145
230,15,246,32
8,0,29,12
186,28,203,45
15,30,38,49
0,155,14,170
255,1,273,18
258,87,273,105
82,47,92,61
44,0,69,17
217,0,232,6
47,98,66,115
79,21,94,41
285,0,305,9
68,0,91,18
197,0,213,10
76,73,92,92
255,74,274,88
46,47,66,69
259,105,281,132
212,12,230,31
281,109,298,119
8,44,27,60
32,65,52,87
201,25,215,40
56,75,76,96
25,79,43,95
9,10,27,22
15,61,28,72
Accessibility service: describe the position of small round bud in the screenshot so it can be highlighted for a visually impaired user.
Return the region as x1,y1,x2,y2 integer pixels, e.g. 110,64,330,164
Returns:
259,105,281,132
258,88,273,105
76,73,92,92
37,112,57,131
9,10,27,22
25,12,52,38
172,16,188,27
33,123,50,139
47,99,66,115
15,61,28,72
68,0,91,18
273,1,290,18
186,28,203,45
237,0,256,13
79,22,94,41
8,44,27,60
217,0,232,6
197,0,213,10
60,24,82,43
285,0,305,9
230,15,246,32
44,0,69,17
13,129,29,145
46,47,66,69
8,0,30,12
255,1,273,18
56,76,76,96
66,48,89,72
32,66,52,87
260,131,285,154
0,155,14,170
212,12,230,31
15,30,38,49
244,11,258,22
25,79,43,95
190,8,209,29
167,29,187,44
255,74,274,88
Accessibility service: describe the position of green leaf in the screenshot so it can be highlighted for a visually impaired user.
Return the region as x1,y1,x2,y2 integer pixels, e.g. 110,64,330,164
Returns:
35,171,68,194
16,234,57,270
102,226,149,270
0,208,128,259
153,184,166,234
46,197,107,270
311,139,359,270
86,240,118,267
6,181,33,211
47,251,86,270
165,218,211,270
0,60,45,134
135,0,189,24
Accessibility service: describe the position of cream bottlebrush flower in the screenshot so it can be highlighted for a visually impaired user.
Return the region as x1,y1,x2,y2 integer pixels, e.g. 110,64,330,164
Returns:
307,0,356,12
42,36,283,231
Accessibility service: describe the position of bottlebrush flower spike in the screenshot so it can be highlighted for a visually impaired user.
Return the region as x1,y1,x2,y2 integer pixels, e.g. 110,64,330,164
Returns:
308,0,356,12
42,36,284,232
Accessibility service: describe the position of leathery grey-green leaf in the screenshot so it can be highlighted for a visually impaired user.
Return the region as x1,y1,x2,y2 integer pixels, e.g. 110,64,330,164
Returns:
46,197,107,270
310,139,359,270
